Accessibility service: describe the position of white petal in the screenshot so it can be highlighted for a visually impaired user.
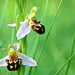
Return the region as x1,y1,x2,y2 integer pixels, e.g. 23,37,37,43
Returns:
18,53,37,66
8,22,24,28
16,20,31,40
0,55,9,67
8,23,16,28
13,43,19,50
20,22,25,24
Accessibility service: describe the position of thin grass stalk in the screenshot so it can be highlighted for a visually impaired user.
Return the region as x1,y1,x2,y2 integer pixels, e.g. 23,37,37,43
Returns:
41,0,49,23
0,0,8,30
29,36,40,75
55,52,75,75
65,34,75,75
29,0,49,75
11,29,15,43
11,2,17,44
33,0,63,74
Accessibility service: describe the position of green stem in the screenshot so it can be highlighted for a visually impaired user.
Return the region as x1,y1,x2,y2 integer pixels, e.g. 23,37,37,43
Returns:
16,0,27,75
33,36,40,59
29,0,49,75
19,0,24,11
19,35,27,75
16,15,20,31
19,65,25,75
16,14,27,75
20,36,27,54
29,36,40,75
33,0,63,74
55,52,75,75
65,34,75,75
16,15,20,75
23,0,26,17
17,70,19,75
16,0,24,21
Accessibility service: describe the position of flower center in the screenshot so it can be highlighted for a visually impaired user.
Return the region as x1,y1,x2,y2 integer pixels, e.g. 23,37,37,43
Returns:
11,55,16,60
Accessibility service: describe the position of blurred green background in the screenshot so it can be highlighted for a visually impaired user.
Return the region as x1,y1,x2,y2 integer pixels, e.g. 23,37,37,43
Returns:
0,0,75,75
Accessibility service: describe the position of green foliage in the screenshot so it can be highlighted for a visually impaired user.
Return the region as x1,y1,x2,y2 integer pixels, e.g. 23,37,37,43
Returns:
0,0,75,75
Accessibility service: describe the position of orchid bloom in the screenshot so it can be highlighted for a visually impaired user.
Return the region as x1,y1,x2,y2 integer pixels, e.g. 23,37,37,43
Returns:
8,6,45,40
0,43,37,71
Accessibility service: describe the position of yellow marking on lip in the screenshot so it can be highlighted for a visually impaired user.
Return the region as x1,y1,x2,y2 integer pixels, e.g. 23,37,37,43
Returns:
42,28,44,31
10,65,13,69
15,64,17,69
18,59,22,65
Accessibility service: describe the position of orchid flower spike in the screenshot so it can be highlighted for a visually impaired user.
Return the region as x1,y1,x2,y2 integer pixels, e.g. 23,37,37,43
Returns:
0,43,37,71
8,6,45,40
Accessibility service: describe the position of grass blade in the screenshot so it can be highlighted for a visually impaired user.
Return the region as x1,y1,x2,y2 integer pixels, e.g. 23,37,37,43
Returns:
55,52,75,75
65,34,75,75
0,0,8,30
11,2,17,44
33,0,63,74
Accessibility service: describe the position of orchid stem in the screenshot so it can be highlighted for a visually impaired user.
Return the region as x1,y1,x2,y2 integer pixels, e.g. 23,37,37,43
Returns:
16,0,27,75
16,14,20,75
19,34,27,75
20,36,27,54
16,0,23,21
33,0,63,74
16,14,26,75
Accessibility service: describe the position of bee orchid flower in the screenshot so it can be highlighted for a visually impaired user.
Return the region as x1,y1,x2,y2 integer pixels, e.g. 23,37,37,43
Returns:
8,6,45,40
0,43,37,71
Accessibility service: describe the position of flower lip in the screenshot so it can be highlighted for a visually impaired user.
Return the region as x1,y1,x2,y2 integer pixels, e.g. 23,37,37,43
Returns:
6,58,22,71
30,24,45,34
